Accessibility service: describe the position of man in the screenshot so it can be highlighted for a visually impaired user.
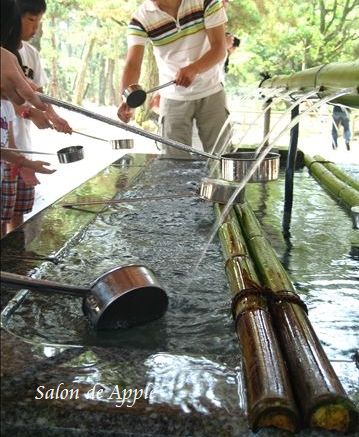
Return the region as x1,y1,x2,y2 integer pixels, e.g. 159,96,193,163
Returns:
117,0,230,159
332,105,351,151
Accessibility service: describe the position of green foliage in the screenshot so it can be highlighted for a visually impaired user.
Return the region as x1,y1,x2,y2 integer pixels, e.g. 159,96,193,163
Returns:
236,0,359,82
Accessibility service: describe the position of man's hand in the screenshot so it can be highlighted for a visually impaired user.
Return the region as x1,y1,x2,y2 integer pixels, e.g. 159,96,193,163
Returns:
175,65,199,88
117,102,135,123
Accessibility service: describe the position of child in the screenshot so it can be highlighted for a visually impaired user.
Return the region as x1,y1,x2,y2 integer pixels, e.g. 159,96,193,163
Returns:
1,98,55,237
2,0,72,234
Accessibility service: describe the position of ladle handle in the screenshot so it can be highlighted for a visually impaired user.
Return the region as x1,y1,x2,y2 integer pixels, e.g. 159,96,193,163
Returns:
5,148,56,156
61,192,195,208
0,271,90,297
147,80,176,94
72,130,108,143
38,93,219,161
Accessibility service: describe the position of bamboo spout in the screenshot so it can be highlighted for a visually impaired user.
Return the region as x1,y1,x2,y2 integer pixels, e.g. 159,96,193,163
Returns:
259,61,359,108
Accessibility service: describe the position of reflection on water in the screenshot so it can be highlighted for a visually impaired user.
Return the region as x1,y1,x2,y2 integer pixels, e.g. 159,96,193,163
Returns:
246,167,359,364
144,353,245,414
1,159,358,424
2,161,236,355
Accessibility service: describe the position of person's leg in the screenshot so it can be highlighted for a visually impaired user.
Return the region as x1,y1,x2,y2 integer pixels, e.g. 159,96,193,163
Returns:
1,163,17,238
195,89,231,155
341,113,351,150
7,177,35,233
331,116,339,149
159,98,196,159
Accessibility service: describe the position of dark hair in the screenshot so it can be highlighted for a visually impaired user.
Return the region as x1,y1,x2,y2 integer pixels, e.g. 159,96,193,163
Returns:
17,0,47,15
1,0,22,55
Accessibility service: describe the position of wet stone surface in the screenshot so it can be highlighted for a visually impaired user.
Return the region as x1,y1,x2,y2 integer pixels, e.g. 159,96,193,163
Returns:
1,158,249,436
1,156,358,436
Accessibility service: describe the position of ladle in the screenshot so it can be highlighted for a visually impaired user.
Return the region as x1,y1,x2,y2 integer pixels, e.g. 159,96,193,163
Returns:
38,93,222,160
60,192,195,208
0,266,168,330
72,131,134,150
5,146,84,164
123,81,175,108
37,94,278,180
72,130,108,143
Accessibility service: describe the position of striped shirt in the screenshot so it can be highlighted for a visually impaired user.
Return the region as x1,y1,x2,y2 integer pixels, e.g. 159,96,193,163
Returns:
128,0,227,100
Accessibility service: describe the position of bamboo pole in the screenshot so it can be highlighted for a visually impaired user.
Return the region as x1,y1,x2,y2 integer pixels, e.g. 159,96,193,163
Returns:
236,202,358,433
259,61,359,108
214,205,300,432
312,155,359,192
304,154,359,209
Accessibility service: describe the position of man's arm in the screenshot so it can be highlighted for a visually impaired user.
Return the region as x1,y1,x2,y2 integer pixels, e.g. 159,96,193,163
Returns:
117,45,145,123
175,24,227,87
120,45,145,92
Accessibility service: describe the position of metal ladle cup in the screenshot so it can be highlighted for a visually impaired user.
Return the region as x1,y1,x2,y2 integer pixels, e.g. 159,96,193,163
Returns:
0,266,168,330
6,146,84,164
72,131,134,150
123,81,176,108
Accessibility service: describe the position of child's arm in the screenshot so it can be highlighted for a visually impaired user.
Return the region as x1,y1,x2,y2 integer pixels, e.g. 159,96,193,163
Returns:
45,104,72,134
2,122,55,185
1,149,55,174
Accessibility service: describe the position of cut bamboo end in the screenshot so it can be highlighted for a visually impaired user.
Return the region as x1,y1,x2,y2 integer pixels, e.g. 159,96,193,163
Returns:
237,310,300,433
309,398,358,433
250,403,299,433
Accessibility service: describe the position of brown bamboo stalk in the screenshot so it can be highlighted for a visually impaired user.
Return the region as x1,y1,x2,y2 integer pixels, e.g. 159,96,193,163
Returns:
236,203,358,433
215,205,300,432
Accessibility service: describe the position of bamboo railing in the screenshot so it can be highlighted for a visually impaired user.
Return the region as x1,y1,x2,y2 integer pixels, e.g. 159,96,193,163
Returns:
304,154,359,209
235,202,358,433
215,205,299,432
214,195,358,432
312,155,359,192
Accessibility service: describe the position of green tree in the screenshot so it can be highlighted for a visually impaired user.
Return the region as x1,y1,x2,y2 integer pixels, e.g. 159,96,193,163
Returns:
226,0,359,86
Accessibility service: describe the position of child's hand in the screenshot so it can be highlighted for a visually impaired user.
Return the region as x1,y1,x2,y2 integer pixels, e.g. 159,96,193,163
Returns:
19,167,40,186
48,114,72,133
45,105,72,133
28,107,53,129
29,160,56,175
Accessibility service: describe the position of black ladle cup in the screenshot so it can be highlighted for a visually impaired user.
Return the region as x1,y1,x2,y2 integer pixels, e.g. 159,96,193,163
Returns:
123,81,175,108
0,266,168,330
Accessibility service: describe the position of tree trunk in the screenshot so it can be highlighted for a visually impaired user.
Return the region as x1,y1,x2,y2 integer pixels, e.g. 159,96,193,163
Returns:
135,44,158,126
47,17,60,98
98,56,106,105
31,22,43,52
73,35,96,105
106,58,118,106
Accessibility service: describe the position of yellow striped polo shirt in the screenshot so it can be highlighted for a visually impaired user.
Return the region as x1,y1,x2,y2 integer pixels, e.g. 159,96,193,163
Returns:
128,0,227,101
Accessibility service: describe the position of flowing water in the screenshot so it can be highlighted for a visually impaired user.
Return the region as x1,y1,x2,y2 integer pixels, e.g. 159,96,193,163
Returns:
1,158,358,435
195,89,355,272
